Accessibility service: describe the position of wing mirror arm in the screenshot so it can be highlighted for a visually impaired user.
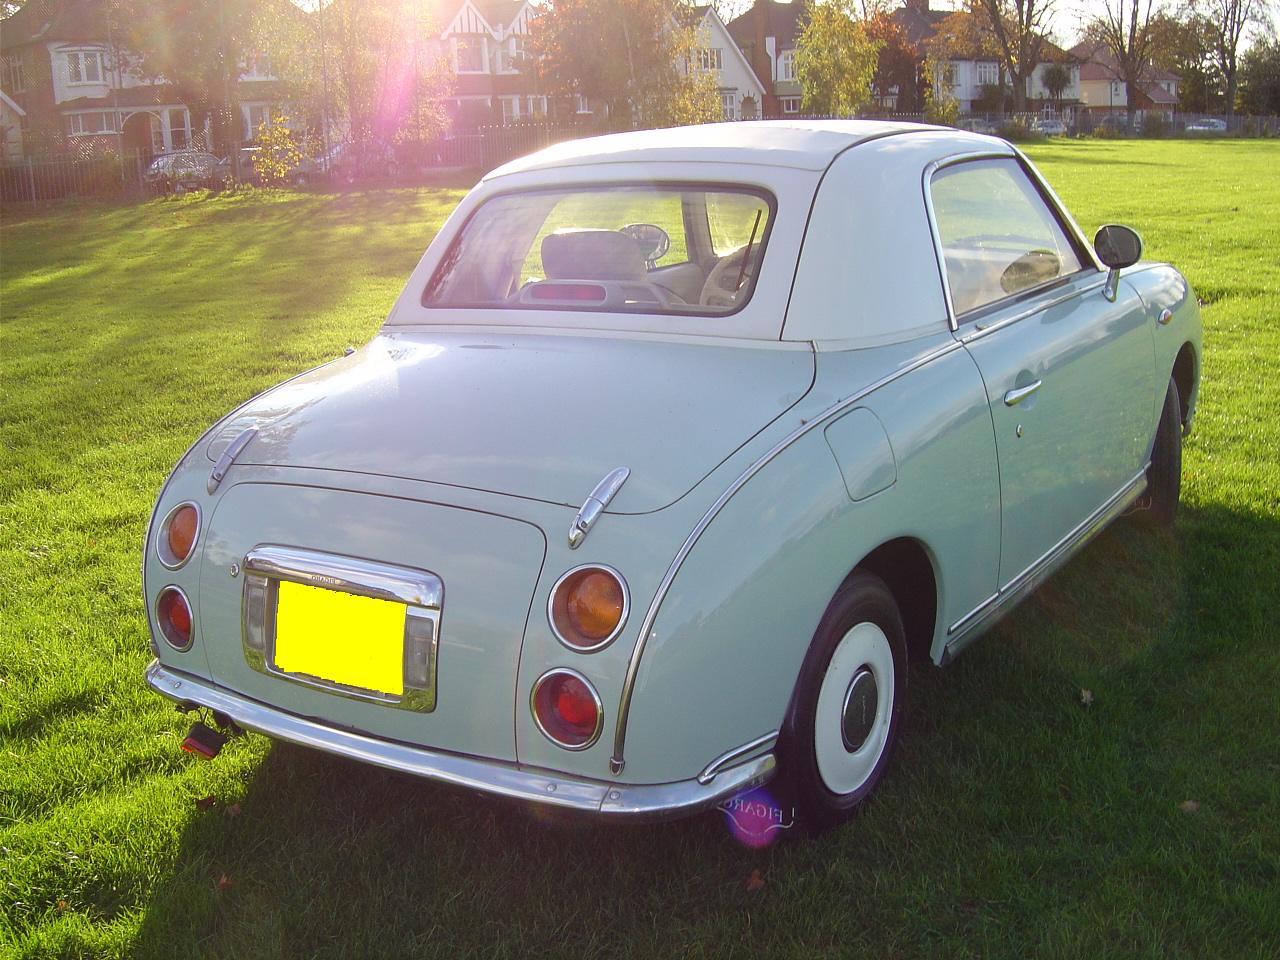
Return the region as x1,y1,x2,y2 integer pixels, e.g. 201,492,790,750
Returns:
1093,224,1143,303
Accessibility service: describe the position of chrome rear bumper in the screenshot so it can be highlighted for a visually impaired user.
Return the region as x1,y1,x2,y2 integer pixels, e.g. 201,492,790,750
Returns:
146,661,775,819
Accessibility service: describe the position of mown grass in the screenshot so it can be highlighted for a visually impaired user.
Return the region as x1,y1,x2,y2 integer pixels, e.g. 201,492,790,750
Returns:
2,140,1278,959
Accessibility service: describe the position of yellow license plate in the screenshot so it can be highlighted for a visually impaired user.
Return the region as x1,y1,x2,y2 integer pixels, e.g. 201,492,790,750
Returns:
273,580,407,696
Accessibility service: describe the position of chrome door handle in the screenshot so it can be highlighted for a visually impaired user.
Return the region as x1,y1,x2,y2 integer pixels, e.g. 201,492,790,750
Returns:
1003,380,1043,406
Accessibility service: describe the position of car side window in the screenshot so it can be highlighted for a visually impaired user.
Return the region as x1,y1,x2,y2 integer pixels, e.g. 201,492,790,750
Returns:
930,159,1086,317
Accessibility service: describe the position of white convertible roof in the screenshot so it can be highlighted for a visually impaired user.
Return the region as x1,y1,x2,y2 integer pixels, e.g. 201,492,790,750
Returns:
484,119,948,178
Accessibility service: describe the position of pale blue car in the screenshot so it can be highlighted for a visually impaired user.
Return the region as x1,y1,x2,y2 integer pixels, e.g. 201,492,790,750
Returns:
144,121,1202,830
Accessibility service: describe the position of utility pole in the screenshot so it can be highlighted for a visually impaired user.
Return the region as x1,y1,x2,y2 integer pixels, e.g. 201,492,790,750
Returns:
319,0,331,163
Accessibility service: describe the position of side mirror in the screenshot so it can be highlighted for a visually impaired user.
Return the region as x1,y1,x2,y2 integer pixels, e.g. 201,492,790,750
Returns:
1094,224,1143,302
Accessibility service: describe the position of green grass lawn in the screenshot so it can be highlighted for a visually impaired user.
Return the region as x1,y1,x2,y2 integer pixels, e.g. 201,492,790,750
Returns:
2,140,1278,959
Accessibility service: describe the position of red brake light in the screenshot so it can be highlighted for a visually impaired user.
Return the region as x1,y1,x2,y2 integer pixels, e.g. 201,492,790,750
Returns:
157,586,193,650
532,670,602,750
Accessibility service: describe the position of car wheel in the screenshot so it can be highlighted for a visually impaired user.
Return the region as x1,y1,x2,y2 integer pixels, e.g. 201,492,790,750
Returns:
1137,377,1182,526
779,572,907,831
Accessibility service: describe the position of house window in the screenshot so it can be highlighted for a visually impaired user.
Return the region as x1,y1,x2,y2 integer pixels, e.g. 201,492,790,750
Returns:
67,111,117,135
777,49,796,82
499,35,525,73
721,90,737,120
526,96,546,118
977,61,999,87
2,55,26,93
66,50,105,84
456,36,486,73
695,48,723,72
242,53,274,80
244,104,272,140
780,96,801,114
169,108,191,149
501,97,518,122
575,94,592,114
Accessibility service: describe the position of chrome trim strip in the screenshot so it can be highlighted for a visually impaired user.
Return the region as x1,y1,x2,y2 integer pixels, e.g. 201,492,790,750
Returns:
568,466,630,549
241,545,443,713
697,731,779,785
146,661,773,819
156,500,202,570
529,667,605,751
243,545,443,608
207,427,257,494
609,337,965,774
944,467,1149,653
957,279,1107,345
920,148,1018,332
546,564,630,653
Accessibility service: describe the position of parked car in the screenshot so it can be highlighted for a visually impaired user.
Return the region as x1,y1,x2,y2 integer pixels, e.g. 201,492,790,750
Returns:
1034,118,1068,136
296,141,397,183
144,120,1202,830
214,146,261,185
144,151,223,193
1185,118,1228,133
958,118,997,135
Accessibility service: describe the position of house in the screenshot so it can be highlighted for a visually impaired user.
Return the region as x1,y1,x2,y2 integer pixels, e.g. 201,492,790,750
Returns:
434,0,556,126
726,0,806,116
1,88,25,160
924,7,1082,119
1070,41,1180,121
0,0,287,158
684,4,766,120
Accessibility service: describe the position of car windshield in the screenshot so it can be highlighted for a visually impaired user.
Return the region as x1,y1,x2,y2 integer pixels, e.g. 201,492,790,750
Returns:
422,184,774,316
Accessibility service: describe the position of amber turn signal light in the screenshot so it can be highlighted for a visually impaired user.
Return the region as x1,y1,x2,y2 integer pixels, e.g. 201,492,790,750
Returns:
548,566,628,651
158,502,200,568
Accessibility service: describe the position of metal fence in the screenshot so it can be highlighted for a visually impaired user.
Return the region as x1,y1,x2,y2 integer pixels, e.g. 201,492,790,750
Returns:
4,112,1277,205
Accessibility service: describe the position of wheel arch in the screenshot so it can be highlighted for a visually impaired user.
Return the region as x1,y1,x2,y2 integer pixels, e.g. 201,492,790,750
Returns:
839,536,940,665
1171,340,1197,429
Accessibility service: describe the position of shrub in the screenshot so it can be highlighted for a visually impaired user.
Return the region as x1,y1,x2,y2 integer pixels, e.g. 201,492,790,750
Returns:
254,115,303,187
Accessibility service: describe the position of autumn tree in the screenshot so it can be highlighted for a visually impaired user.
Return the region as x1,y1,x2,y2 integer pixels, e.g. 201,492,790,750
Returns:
967,0,1057,112
1084,0,1162,125
1041,61,1070,107
794,0,882,116
529,0,719,129
865,11,921,111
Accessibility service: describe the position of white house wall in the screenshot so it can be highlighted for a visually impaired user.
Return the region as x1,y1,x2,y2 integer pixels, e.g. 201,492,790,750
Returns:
693,11,764,119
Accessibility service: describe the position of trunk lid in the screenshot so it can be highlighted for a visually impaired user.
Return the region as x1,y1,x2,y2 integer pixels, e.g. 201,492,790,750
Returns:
207,332,814,513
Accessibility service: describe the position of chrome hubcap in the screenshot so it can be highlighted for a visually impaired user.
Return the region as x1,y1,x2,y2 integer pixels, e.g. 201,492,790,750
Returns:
841,668,878,752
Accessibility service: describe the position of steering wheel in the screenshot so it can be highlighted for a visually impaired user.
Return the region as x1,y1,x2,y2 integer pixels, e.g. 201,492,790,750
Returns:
700,245,757,308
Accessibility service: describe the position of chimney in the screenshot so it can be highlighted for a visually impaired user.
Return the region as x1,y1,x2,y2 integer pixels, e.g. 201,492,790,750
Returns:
752,0,776,114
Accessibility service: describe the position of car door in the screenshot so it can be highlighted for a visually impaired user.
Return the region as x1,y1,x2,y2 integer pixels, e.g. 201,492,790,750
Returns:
929,156,1155,587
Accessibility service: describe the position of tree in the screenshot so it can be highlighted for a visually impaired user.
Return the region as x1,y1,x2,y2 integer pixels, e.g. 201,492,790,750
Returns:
924,55,960,124
1149,8,1223,111
1239,36,1280,113
865,11,922,111
529,0,719,129
794,0,882,115
968,0,1057,113
253,113,302,185
1205,0,1264,118
1085,0,1161,125
114,0,261,155
1041,61,1070,107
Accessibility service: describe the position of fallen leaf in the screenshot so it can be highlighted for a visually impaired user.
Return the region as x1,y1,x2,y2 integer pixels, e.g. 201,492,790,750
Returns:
216,874,234,891
224,803,242,818
1079,689,1094,707
196,795,217,811
745,869,766,892
56,899,69,912
1179,800,1200,814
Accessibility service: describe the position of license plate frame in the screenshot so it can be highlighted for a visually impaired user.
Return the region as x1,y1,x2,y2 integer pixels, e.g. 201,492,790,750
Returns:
241,546,441,713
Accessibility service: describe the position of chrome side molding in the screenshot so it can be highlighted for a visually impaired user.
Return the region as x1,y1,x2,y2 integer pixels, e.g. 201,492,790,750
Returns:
568,467,630,549
207,427,257,494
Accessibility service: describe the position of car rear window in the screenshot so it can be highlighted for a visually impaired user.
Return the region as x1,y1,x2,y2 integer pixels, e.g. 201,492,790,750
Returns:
422,184,774,316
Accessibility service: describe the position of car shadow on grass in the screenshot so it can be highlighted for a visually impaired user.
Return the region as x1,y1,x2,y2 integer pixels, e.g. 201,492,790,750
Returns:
124,503,1280,959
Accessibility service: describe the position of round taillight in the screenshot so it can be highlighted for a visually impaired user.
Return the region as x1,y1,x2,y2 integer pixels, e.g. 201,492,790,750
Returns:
531,669,603,750
158,502,200,568
156,586,194,651
548,565,628,651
